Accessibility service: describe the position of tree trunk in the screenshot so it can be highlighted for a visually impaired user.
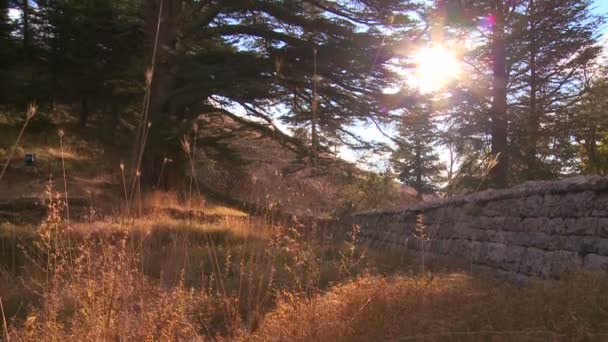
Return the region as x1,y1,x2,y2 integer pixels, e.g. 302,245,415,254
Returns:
21,0,29,51
488,0,509,188
586,124,598,172
526,0,539,180
311,48,318,172
80,96,89,128
141,55,179,187
139,0,184,188
447,141,455,198
415,138,422,200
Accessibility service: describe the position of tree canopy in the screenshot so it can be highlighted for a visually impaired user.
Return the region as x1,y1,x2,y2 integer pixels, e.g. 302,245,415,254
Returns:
1,0,607,195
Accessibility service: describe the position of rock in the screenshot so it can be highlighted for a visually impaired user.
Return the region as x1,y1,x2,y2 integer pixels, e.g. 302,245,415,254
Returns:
521,195,543,217
593,194,608,216
481,202,502,217
583,254,608,271
547,235,578,252
543,194,562,217
502,216,522,232
577,237,608,255
469,241,483,262
481,242,508,267
597,218,608,237
542,218,564,234
563,217,597,236
519,248,549,276
550,251,582,276
503,245,526,272
560,191,595,217
488,216,507,231
521,217,545,232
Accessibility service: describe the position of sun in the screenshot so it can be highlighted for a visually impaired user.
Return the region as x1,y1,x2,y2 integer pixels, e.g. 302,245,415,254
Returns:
413,45,461,93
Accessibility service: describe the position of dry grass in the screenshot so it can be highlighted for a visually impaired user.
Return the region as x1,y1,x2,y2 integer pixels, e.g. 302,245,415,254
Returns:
143,190,248,217
1,185,353,340
1,179,608,341
256,273,608,341
4,197,608,341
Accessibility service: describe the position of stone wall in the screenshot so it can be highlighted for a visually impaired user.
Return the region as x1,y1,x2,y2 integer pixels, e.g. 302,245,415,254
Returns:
352,176,608,279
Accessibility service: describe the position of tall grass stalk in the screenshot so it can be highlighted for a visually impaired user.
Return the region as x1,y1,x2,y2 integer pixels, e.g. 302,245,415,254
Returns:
0,296,8,342
139,0,163,131
104,266,118,340
190,122,198,211
58,130,70,228
129,121,151,215
137,171,142,217
181,136,194,216
0,104,37,184
120,161,130,217
154,157,171,191
180,133,234,328
129,0,163,203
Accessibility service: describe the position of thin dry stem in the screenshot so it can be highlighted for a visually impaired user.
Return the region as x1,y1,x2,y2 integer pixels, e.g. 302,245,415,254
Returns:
0,104,37,183
58,130,70,228
0,296,8,342
120,161,130,217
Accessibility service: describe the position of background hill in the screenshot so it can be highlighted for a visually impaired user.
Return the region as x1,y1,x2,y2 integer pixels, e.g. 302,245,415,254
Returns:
0,106,418,217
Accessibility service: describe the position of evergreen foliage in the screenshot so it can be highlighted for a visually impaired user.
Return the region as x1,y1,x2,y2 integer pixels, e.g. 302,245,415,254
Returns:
391,103,444,197
0,0,607,193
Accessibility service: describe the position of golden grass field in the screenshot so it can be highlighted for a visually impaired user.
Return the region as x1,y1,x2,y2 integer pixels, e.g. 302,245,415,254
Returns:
2,189,608,341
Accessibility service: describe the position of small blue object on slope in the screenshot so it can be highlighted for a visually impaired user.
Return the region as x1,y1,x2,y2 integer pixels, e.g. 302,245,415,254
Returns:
25,153,35,166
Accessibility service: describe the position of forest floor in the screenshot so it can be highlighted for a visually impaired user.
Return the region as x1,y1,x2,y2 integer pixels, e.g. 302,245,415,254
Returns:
2,111,608,341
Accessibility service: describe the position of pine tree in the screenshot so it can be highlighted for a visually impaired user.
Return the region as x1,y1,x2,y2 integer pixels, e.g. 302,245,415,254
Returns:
35,0,142,122
511,0,604,180
0,0,17,102
436,0,605,186
0,0,11,43
435,0,513,188
391,104,444,198
572,72,608,175
135,0,424,186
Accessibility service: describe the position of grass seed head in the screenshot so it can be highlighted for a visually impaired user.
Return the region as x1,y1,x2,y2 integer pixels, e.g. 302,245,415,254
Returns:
180,136,191,155
26,103,38,120
145,67,153,88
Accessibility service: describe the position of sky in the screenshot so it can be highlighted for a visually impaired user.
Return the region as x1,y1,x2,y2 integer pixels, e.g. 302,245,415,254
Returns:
595,0,608,25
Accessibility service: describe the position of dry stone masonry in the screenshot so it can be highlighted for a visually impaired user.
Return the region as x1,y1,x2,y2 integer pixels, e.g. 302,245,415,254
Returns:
352,176,608,279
